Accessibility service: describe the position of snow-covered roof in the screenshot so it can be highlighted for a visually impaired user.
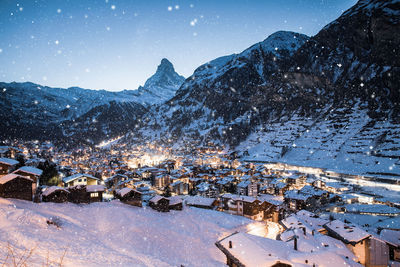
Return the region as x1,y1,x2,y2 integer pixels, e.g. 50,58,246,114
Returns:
380,229,400,247
219,230,360,266
0,174,33,184
42,186,69,197
14,166,43,176
221,193,257,203
258,194,284,206
63,173,99,183
168,196,183,205
117,187,141,197
0,157,19,166
324,220,371,244
186,196,216,207
149,195,167,204
86,185,105,193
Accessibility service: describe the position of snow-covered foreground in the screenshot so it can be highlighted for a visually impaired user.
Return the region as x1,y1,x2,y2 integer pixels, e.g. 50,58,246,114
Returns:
0,198,254,267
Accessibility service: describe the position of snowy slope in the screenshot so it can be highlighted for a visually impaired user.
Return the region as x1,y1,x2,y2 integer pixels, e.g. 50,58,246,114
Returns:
0,198,253,267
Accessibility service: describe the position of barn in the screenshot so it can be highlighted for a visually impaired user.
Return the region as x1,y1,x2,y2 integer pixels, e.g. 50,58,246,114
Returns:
149,195,170,212
42,186,70,203
0,174,34,201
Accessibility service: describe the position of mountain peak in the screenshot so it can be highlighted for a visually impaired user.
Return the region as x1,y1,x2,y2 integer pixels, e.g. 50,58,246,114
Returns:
138,58,185,102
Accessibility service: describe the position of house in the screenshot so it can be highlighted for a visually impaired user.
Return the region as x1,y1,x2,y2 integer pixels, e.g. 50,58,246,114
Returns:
0,157,19,175
67,184,104,203
379,229,400,264
324,219,390,266
220,193,264,221
215,231,361,267
115,187,142,207
0,174,33,201
149,195,170,212
284,190,317,211
168,196,183,210
12,166,43,195
104,174,128,189
42,186,69,203
63,173,100,187
86,185,105,203
185,195,218,210
169,180,189,195
152,174,170,189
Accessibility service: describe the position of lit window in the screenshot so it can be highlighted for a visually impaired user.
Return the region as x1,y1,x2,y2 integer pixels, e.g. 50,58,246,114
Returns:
90,192,98,198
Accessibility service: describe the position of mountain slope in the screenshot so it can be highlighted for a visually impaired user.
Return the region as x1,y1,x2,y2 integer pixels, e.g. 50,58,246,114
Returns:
0,58,184,143
138,0,400,177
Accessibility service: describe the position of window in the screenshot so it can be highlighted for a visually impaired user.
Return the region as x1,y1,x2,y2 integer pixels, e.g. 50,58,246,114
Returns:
90,192,98,198
84,178,87,182
78,179,82,182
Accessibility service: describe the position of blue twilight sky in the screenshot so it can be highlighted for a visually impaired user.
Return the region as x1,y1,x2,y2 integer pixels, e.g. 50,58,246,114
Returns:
0,0,357,91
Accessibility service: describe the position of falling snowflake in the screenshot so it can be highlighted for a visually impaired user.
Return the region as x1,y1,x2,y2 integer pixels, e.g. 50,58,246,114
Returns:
111,5,116,10
57,9,62,13
167,6,173,11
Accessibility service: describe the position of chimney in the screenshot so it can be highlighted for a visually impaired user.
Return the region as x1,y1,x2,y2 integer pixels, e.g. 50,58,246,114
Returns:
312,230,315,236
229,241,232,248
302,227,306,236
294,236,298,251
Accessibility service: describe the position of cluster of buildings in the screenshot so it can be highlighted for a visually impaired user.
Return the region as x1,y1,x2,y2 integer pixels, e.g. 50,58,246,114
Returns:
0,141,399,266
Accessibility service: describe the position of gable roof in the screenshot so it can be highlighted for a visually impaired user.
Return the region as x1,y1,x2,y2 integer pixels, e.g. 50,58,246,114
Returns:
14,166,43,176
0,157,19,166
0,174,33,184
324,219,371,244
63,173,99,183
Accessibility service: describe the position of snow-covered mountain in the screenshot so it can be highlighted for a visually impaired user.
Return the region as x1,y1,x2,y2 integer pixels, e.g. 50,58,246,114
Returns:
135,58,185,104
0,58,184,142
136,0,399,178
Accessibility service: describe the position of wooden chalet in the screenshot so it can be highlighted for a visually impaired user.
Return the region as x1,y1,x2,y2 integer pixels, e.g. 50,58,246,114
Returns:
168,196,183,210
63,173,100,187
149,195,170,212
67,184,105,204
42,186,69,203
324,219,390,266
0,157,19,175
0,174,33,201
115,187,142,207
185,196,218,210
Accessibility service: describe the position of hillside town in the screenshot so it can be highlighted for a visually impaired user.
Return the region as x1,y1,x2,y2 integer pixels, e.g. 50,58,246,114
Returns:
0,140,399,267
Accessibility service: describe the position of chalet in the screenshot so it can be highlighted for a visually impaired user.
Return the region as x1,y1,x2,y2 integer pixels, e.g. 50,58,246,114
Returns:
115,187,142,207
215,231,360,267
236,180,251,195
42,186,69,203
168,196,183,210
149,195,170,212
324,219,390,266
258,194,284,222
379,229,400,264
0,157,19,175
285,173,306,188
284,190,316,211
280,210,329,235
152,174,170,189
0,174,33,201
196,182,218,198
104,174,128,189
169,180,189,195
67,184,105,203
324,182,350,193
185,195,218,210
86,185,105,202
13,166,43,191
220,193,264,221
63,173,100,187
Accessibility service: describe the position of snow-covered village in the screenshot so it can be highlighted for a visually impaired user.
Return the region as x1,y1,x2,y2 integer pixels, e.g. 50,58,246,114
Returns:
0,0,399,266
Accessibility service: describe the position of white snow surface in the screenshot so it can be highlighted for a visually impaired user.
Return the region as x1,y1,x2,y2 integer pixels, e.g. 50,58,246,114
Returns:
0,198,253,266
